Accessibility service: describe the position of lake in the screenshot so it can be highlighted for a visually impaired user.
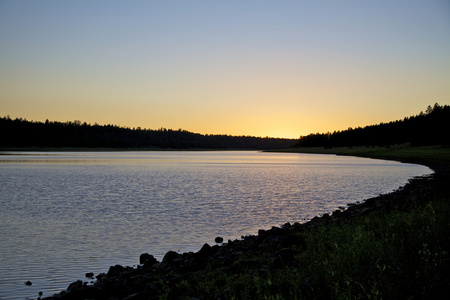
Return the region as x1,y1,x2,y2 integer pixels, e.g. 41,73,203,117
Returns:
0,151,432,299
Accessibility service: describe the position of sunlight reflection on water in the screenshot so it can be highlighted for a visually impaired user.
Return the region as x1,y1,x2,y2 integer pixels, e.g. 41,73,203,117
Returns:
0,151,432,299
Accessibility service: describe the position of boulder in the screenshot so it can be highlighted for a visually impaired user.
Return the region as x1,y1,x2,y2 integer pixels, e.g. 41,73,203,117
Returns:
65,286,107,300
96,273,106,281
139,253,158,267
107,265,125,277
198,243,212,257
163,251,182,263
66,280,83,292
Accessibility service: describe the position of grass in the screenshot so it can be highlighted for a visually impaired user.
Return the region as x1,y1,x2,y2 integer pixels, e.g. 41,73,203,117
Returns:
303,200,449,299
273,144,450,167
159,200,449,299
154,145,450,299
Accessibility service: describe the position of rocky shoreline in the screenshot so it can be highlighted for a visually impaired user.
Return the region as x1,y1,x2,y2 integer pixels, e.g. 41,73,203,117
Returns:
39,161,447,300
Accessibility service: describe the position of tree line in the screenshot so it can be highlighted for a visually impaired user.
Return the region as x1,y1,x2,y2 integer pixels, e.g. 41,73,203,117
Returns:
0,117,296,150
2,103,447,150
295,103,450,148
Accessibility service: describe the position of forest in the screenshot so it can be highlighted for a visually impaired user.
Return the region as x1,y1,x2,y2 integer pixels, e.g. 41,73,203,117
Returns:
1,103,448,150
295,103,449,148
0,117,296,150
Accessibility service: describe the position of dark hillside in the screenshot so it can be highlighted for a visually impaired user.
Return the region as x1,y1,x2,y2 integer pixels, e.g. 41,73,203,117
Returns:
0,118,296,150
296,103,450,148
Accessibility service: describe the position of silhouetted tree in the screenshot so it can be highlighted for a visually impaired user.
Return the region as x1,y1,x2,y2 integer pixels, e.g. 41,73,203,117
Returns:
0,118,296,150
296,103,449,148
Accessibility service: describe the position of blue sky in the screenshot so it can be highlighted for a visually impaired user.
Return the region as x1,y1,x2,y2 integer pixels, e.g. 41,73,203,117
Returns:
1,0,449,138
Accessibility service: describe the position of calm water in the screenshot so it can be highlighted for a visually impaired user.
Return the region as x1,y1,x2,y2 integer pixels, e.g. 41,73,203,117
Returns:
0,151,432,299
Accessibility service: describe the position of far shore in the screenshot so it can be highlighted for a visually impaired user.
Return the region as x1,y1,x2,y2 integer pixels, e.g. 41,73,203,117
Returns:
268,144,450,172
0,147,265,153
2,143,447,164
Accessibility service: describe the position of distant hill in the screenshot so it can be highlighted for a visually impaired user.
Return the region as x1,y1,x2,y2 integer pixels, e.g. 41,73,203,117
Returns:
2,104,448,150
296,103,450,148
0,118,296,150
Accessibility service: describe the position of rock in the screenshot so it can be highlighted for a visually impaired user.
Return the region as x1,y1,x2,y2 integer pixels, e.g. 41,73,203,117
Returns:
139,253,150,264
281,222,291,230
66,286,107,300
322,213,331,220
163,251,182,263
140,253,158,267
198,243,211,257
67,280,83,292
122,292,144,300
24,280,32,286
96,273,106,281
215,236,224,243
85,272,94,279
107,265,125,277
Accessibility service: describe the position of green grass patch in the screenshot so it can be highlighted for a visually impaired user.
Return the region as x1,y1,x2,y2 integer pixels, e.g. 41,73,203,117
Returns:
275,144,450,167
302,199,450,299
159,191,449,299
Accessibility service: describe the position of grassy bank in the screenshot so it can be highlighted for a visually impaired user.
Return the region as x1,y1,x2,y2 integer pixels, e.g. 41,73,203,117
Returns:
273,144,450,169
159,146,450,299
178,197,449,299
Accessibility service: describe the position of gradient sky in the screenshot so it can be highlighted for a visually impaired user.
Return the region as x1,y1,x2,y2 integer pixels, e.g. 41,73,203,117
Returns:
1,1,449,138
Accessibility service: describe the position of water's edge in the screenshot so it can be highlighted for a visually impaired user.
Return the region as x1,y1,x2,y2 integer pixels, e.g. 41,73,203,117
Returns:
38,154,438,300
0,151,433,299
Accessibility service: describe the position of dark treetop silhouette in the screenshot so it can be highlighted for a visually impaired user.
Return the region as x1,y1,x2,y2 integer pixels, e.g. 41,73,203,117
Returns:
0,118,296,150
295,103,449,148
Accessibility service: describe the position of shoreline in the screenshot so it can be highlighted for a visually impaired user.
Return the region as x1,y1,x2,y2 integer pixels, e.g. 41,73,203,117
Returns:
39,146,449,299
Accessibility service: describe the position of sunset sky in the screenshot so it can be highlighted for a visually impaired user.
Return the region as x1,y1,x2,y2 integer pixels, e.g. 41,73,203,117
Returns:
1,1,449,138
